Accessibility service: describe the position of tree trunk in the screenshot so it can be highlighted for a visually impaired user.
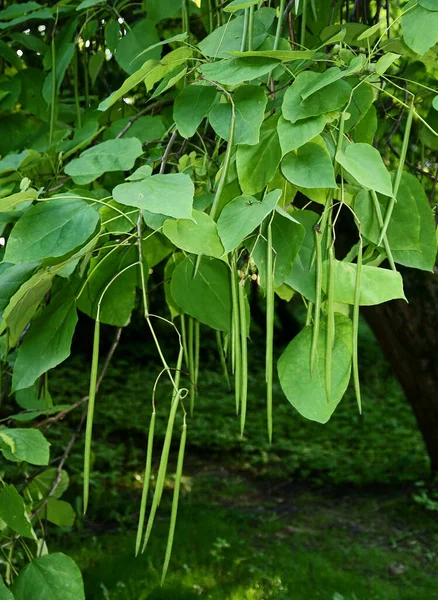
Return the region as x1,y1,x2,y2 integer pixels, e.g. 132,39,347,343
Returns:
362,267,438,474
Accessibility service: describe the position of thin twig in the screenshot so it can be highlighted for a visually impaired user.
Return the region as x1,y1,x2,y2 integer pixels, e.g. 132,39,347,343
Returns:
159,129,179,174
115,99,173,139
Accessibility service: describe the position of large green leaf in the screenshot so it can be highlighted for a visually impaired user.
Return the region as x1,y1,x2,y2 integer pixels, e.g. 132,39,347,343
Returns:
0,262,38,317
355,172,437,271
281,139,337,189
0,271,53,347
0,428,50,465
282,71,351,123
64,138,143,184
0,484,35,539
162,210,224,258
12,553,85,600
321,260,406,305
299,59,364,101
200,57,278,86
249,209,305,288
336,143,393,196
4,199,100,263
236,114,281,194
77,244,140,326
0,574,14,599
113,19,160,74
217,190,280,254
209,85,268,146
402,3,438,55
27,468,69,502
113,173,194,219
171,255,232,331
277,115,326,156
198,7,275,58
44,498,75,527
174,84,217,138
12,289,78,391
278,314,353,423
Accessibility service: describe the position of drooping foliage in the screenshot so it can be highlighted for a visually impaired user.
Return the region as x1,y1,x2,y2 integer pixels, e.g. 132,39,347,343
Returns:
0,0,436,593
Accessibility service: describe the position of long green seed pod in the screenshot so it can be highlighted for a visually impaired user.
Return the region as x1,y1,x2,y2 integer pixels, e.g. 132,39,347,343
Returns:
135,410,156,556
240,8,249,52
142,389,183,553
230,261,241,415
216,330,231,390
83,320,100,513
310,227,322,374
188,317,195,416
180,314,189,371
305,301,313,327
352,238,363,414
266,220,275,443
273,0,286,50
194,320,200,387
161,419,187,585
238,279,248,436
325,245,335,403
378,99,414,246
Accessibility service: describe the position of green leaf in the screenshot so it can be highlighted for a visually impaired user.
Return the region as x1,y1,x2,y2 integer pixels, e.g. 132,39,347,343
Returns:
101,201,138,234
284,210,320,302
299,59,363,101
350,105,377,144
174,85,217,138
77,244,139,326
126,165,153,181
336,143,393,196
0,271,53,347
0,428,50,465
171,255,232,331
162,210,224,258
143,47,192,92
278,314,353,423
27,468,69,502
249,209,305,288
200,57,278,85
0,189,37,213
142,231,174,267
76,0,105,9
236,114,281,194
217,190,280,254
321,260,406,305
42,43,75,104
419,0,438,9
283,71,351,123
402,3,438,55
103,116,165,144
375,52,401,75
15,379,53,410
0,2,41,20
164,253,184,320
12,289,78,392
0,484,35,539
198,7,275,58
98,58,157,111
355,173,437,271
0,574,14,600
64,138,143,184
113,173,194,219
223,0,258,12
12,553,85,600
4,199,100,263
281,138,337,189
277,115,326,156
433,95,438,111
0,150,32,174
0,262,38,317
209,85,268,146
89,50,104,85
104,20,120,52
113,19,160,74
11,406,71,422
44,499,75,527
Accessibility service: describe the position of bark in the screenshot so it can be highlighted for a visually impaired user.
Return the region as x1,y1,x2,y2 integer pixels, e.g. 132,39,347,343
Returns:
362,267,438,474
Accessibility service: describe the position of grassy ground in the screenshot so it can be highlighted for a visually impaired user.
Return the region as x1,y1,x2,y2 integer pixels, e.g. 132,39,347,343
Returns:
47,318,437,599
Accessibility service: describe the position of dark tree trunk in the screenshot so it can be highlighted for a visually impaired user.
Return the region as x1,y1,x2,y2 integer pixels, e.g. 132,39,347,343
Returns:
362,267,438,474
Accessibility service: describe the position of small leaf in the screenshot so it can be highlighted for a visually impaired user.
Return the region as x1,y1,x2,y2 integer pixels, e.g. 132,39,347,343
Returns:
174,84,217,138
0,574,14,600
44,499,75,527
282,139,337,189
0,484,35,539
113,18,160,74
402,3,438,55
277,115,326,156
0,429,50,465
217,190,280,254
223,0,258,12
200,57,278,86
12,289,78,391
336,143,393,196
113,173,194,219
27,468,69,502
4,199,100,263
278,315,353,423
12,553,85,600
171,255,232,331
209,85,268,146
64,138,143,184
375,52,400,75
0,262,39,317
162,210,224,258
